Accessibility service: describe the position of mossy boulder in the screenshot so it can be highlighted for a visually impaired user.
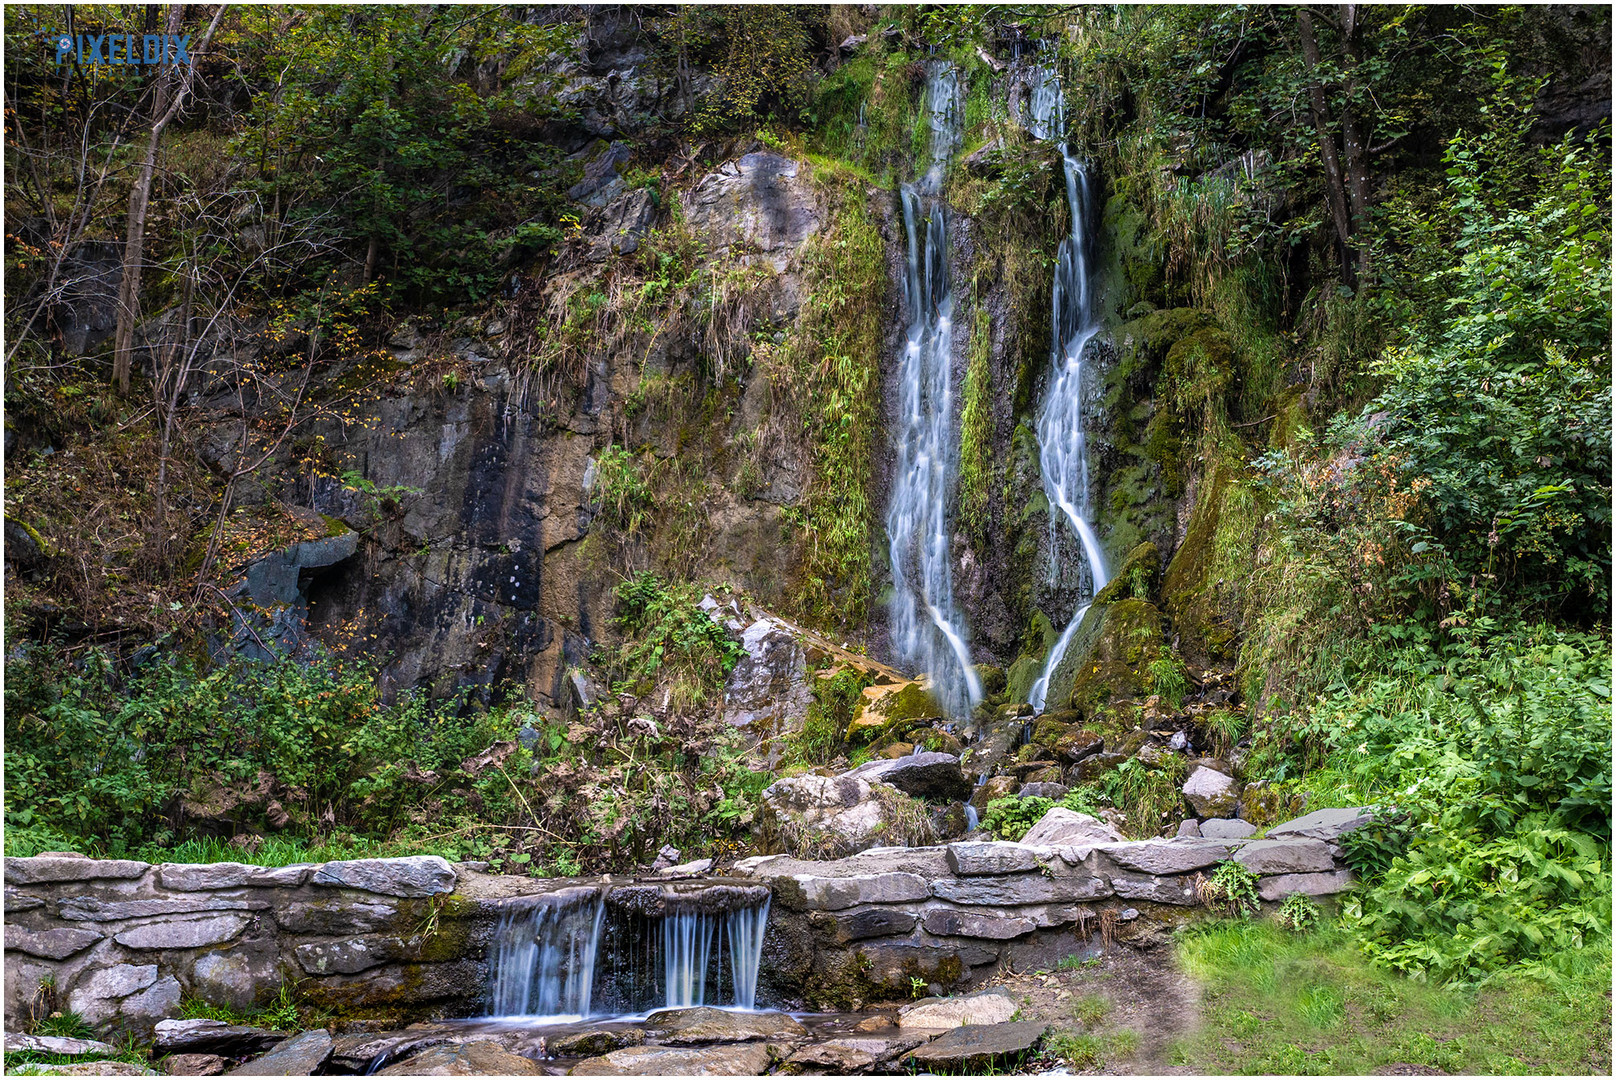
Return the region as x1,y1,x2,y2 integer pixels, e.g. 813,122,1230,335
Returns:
846,681,942,743
1066,598,1168,718
1161,461,1250,666
1092,541,1160,606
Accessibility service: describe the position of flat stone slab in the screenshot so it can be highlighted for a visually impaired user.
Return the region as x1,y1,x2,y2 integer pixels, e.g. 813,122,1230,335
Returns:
153,1019,286,1056
568,1044,772,1075
58,897,268,921
1267,807,1374,842
10,1064,157,1076
312,856,455,898
1258,869,1356,902
922,909,1036,940
1110,872,1201,905
1098,839,1240,875
160,1054,229,1075
4,1034,120,1057
226,1029,332,1076
1233,838,1335,875
825,906,918,943
1199,818,1258,839
906,1021,1049,1069
786,1033,929,1070
6,926,106,960
376,1040,541,1075
157,863,313,891
115,915,249,950
930,873,1111,906
898,989,1017,1029
646,1006,807,1044
6,888,47,911
294,935,415,975
946,841,1039,876
5,857,149,885
772,871,929,911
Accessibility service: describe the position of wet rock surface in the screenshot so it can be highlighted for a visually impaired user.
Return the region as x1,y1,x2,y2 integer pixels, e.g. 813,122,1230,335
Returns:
906,1020,1050,1069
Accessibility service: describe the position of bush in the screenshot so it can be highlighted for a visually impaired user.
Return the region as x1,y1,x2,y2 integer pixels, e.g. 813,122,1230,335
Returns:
600,573,743,710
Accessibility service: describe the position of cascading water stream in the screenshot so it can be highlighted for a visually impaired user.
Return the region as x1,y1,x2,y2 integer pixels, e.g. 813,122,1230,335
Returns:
1027,68,1111,715
886,60,982,721
486,891,771,1020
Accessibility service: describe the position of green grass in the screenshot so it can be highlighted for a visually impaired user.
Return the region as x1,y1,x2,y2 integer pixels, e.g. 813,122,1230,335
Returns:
1176,919,1612,1074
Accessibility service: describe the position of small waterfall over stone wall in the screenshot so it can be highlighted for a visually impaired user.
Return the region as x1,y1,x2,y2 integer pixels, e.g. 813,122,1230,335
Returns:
1027,67,1112,714
485,884,771,1020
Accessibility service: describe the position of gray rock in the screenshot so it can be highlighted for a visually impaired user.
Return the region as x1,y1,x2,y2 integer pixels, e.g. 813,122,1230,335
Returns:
4,1034,119,1056
6,889,48,912
114,915,248,950
1176,819,1202,838
6,926,105,960
68,966,182,1035
759,776,897,859
922,909,1036,940
787,1033,928,1070
1200,818,1258,839
311,856,455,898
681,154,820,274
931,873,1112,906
1109,873,1201,905
568,1044,771,1075
848,753,974,801
723,618,811,738
71,963,159,1001
157,864,312,891
897,989,1016,1029
226,1029,332,1076
10,1064,156,1076
1257,869,1356,902
1182,766,1241,817
1020,808,1125,846
772,871,929,911
272,899,402,935
1018,782,1069,800
647,1006,808,1045
328,1031,456,1074
5,858,149,885
154,1020,287,1057
946,841,1039,876
293,935,415,976
550,1029,646,1057
824,906,918,943
1098,839,1238,876
906,1021,1048,1068
190,952,279,1013
1267,807,1374,842
58,897,267,921
1234,838,1336,875
159,1054,229,1075
375,1040,541,1076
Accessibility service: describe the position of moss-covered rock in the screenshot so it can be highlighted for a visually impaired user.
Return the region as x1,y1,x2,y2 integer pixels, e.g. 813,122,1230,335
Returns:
1161,461,1254,666
846,681,943,743
1066,598,1168,718
1093,541,1160,606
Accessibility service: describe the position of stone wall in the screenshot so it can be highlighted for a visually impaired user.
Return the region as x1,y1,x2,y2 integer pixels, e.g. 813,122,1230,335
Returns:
735,807,1365,1009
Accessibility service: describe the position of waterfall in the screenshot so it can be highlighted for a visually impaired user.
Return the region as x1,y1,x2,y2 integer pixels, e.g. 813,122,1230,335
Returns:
886,60,982,721
487,890,771,1019
488,891,606,1020
1028,69,1111,715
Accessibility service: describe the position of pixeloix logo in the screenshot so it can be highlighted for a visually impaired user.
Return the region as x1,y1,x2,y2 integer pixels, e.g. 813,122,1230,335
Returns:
51,32,192,65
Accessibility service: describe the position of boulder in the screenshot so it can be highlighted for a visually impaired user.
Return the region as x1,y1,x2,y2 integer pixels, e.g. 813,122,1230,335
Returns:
568,1044,772,1076
897,989,1017,1029
549,1028,646,1057
1267,807,1374,842
1072,752,1129,782
906,1021,1048,1070
1233,839,1335,875
722,617,811,742
759,775,923,858
1199,818,1257,839
1018,781,1069,800
1176,819,1202,838
311,856,455,898
1182,765,1241,817
847,753,973,801
646,1006,808,1045
1020,808,1124,846
376,1040,541,1076
153,1020,286,1057
225,1029,332,1076
67,965,182,1036
1257,870,1356,902
969,775,1020,811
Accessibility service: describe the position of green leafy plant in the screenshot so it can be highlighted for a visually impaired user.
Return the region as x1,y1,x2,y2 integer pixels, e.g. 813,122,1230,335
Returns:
1197,860,1262,918
983,795,1052,842
1278,894,1322,934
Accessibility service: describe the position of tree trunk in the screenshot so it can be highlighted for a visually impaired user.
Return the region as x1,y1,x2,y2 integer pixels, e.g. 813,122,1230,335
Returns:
1338,3,1373,287
112,5,226,395
1296,7,1358,291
